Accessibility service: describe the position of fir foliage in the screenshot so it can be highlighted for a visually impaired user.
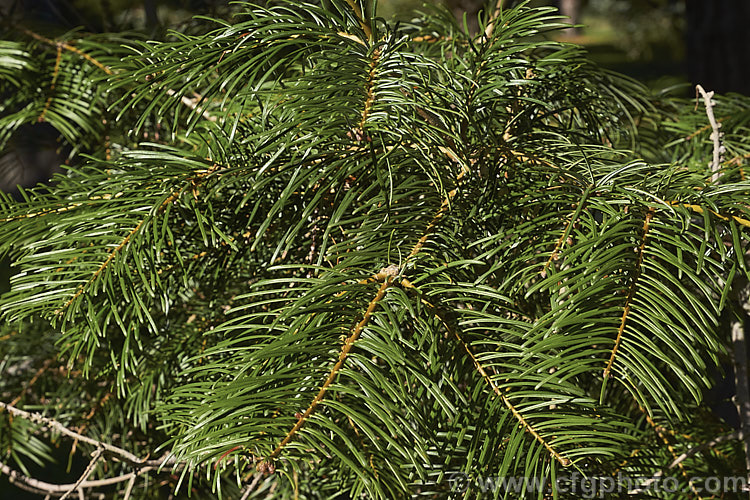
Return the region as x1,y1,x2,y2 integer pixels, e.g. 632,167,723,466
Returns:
1,1,750,498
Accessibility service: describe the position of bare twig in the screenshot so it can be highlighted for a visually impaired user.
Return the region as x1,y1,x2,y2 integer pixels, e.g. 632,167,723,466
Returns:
59,448,104,500
0,401,177,468
122,473,136,500
631,431,748,494
0,401,186,497
165,89,216,122
695,85,724,183
669,431,743,470
0,461,154,496
239,473,262,500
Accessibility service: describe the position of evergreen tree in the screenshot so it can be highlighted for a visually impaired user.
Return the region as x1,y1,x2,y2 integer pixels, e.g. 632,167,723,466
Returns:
1,1,749,498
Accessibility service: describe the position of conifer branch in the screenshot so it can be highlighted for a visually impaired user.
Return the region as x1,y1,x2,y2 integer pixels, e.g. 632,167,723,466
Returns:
356,48,381,134
636,405,701,497
56,218,146,315
541,185,592,277
1,2,748,495
38,43,62,123
669,202,750,229
603,209,654,379
269,271,396,459
270,137,466,459
0,203,85,222
425,300,571,467
56,164,219,316
21,28,113,75
21,27,216,122
456,330,571,467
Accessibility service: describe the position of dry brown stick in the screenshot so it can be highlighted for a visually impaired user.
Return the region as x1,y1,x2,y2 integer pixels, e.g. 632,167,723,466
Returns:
240,473,263,500
698,81,750,494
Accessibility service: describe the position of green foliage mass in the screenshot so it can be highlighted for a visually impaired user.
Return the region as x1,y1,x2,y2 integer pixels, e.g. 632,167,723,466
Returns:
1,1,749,498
